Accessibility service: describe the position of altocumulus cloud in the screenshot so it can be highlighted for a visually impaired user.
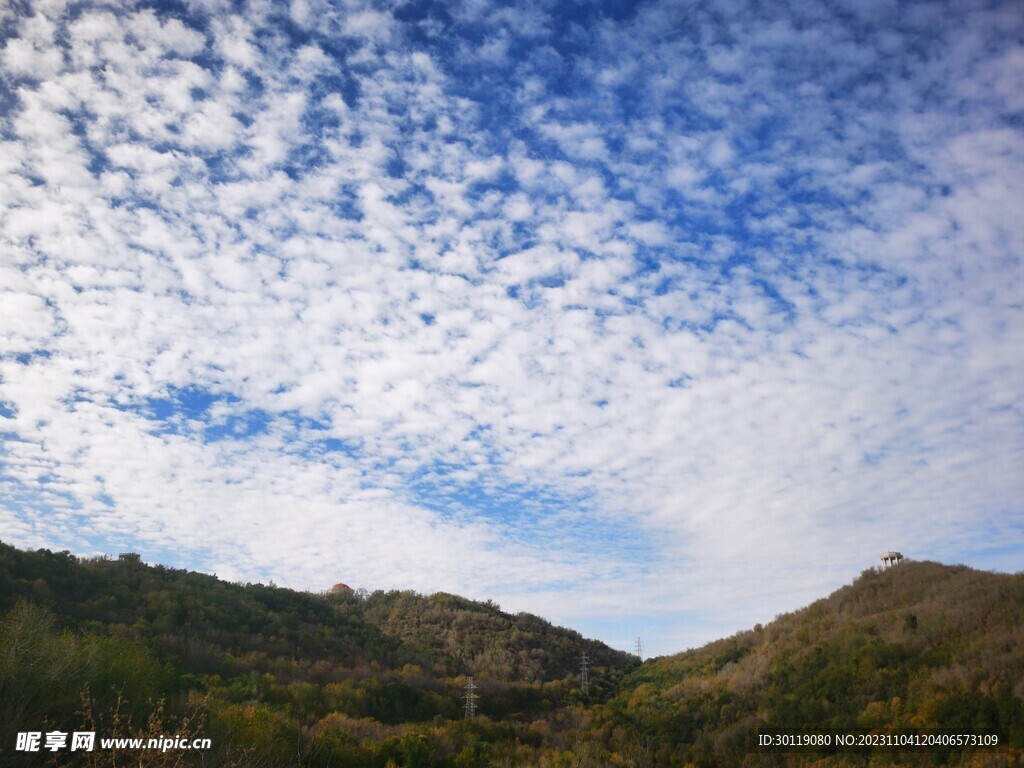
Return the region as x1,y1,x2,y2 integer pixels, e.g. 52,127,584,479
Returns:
0,0,1022,654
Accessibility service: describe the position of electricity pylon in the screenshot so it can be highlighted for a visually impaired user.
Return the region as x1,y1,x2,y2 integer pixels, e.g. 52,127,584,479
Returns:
580,652,589,696
463,676,479,718
635,636,644,660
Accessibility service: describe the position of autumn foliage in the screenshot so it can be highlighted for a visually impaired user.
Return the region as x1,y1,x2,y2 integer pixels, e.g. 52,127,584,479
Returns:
1,542,1022,766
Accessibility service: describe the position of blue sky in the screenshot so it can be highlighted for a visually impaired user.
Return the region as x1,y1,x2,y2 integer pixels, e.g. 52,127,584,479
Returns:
1,0,1022,657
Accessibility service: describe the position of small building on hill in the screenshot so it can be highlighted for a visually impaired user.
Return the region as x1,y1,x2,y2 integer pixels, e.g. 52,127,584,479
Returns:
880,551,904,569
331,582,353,593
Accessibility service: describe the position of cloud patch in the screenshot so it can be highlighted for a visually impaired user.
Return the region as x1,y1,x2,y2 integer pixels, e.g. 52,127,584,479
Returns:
0,0,1022,655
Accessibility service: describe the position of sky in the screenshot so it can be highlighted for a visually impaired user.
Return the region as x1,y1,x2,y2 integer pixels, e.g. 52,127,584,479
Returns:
0,0,1022,658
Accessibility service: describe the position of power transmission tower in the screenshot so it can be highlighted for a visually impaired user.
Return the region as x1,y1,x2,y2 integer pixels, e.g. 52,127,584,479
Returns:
463,676,479,718
635,636,644,660
580,652,589,696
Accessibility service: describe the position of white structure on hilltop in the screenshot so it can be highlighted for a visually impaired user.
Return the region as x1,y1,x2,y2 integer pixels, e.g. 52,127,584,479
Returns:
880,551,904,569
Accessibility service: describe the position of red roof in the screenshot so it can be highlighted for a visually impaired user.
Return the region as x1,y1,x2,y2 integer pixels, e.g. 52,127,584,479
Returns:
331,582,352,591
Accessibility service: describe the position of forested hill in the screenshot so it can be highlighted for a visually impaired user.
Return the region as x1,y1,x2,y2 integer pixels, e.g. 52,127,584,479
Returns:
0,540,635,766
596,561,1024,766
0,540,629,684
2,543,1023,767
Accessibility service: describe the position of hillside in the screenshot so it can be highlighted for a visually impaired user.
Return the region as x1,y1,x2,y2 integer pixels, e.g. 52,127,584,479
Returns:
595,561,1024,766
2,544,1023,766
0,540,635,766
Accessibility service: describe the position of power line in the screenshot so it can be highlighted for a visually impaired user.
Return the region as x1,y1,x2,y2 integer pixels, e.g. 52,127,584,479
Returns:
635,636,644,661
580,652,589,696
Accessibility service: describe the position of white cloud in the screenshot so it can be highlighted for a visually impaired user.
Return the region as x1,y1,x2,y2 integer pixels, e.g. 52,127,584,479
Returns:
2,30,63,79
0,0,1021,657
342,9,393,42
0,293,56,353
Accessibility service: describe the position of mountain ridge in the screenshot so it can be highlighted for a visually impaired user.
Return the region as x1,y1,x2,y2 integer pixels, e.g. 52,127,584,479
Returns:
603,560,1024,766
1,541,1022,766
